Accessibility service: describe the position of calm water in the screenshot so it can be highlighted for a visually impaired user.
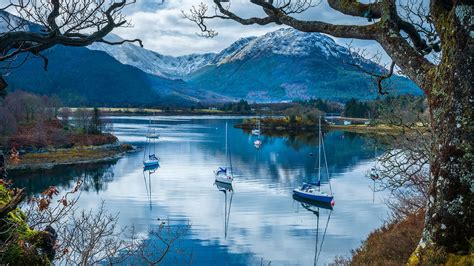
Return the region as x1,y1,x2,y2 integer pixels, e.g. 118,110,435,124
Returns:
11,116,388,265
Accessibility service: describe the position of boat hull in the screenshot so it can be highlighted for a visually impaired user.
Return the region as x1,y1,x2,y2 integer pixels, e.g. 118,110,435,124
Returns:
215,180,234,191
215,175,233,184
143,160,160,167
292,194,333,210
293,189,333,203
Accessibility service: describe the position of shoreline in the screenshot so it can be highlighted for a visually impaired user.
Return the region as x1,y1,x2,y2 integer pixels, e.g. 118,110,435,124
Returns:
6,143,137,171
327,124,403,135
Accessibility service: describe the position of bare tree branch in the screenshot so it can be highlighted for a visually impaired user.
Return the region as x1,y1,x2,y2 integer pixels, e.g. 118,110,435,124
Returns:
0,0,142,90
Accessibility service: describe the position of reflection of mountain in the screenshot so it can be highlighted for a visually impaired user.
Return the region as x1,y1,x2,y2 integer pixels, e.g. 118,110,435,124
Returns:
7,117,389,265
197,120,376,185
9,161,118,196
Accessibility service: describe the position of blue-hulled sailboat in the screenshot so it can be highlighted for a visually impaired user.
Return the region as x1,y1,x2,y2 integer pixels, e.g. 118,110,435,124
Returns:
293,116,334,205
143,116,159,167
215,122,233,185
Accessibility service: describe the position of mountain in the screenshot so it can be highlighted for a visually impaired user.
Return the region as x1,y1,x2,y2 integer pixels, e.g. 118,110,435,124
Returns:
2,46,192,106
89,34,255,79
185,29,420,101
0,12,229,106
90,28,421,102
1,11,421,104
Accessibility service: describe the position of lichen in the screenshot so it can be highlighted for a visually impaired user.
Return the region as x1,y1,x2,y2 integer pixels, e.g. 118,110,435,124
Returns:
0,184,51,264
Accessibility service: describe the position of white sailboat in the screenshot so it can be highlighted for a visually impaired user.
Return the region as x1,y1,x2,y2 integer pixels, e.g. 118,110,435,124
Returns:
252,117,262,148
293,116,334,205
251,117,261,136
143,116,160,167
215,122,233,184
146,114,160,139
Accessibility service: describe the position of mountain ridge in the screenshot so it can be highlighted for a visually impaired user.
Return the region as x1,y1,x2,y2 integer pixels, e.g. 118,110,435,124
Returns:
0,12,422,104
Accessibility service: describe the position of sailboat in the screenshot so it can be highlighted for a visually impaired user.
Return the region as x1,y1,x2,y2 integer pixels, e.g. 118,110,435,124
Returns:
251,117,261,136
143,116,160,167
146,114,160,139
254,137,262,149
293,116,334,204
215,181,233,238
293,194,333,266
214,122,234,184
253,117,262,148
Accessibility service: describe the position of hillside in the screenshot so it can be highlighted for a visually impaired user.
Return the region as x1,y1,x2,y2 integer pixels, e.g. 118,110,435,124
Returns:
185,29,421,101
0,11,422,104
91,28,421,102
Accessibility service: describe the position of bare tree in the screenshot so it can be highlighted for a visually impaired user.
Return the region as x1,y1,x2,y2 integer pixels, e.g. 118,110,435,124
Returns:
17,180,189,264
74,108,93,133
53,201,136,265
185,0,473,257
0,0,142,91
0,107,16,147
134,218,192,265
58,107,72,125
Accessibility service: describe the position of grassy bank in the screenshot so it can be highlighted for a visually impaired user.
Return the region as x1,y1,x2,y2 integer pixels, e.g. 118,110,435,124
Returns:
328,124,404,135
6,144,134,171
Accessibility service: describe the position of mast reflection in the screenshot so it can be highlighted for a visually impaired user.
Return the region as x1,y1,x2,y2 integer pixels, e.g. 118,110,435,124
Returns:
143,164,159,210
215,181,234,238
293,194,333,266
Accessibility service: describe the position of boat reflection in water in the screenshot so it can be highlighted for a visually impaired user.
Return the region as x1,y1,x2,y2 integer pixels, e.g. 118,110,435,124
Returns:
293,194,333,266
215,181,234,238
143,164,160,210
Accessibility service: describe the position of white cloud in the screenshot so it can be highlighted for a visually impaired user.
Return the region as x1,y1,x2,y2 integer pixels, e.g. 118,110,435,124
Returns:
114,0,389,62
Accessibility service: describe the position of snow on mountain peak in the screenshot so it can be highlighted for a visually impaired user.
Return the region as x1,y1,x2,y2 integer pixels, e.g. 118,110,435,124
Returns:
223,28,349,63
88,28,352,79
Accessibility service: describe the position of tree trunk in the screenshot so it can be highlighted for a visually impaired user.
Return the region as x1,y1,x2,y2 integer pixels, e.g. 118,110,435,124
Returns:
420,5,473,256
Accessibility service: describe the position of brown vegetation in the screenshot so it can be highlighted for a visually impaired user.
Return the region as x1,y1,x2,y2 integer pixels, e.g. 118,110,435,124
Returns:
350,211,425,265
5,119,117,151
0,91,116,151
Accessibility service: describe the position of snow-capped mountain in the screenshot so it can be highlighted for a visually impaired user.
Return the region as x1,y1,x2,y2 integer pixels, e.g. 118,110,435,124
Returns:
88,34,255,79
220,28,350,63
1,10,420,104
88,28,376,81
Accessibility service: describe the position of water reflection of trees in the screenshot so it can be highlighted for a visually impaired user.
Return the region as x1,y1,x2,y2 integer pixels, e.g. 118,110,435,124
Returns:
220,128,379,183
9,160,118,196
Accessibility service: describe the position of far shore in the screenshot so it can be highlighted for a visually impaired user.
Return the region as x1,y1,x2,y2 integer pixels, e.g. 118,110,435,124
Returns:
73,107,257,117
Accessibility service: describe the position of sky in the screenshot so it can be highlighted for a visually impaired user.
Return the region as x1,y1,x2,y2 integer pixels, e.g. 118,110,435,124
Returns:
0,0,390,64
113,0,390,63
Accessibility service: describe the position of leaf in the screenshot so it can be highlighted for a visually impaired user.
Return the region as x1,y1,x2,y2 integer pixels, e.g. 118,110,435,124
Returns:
38,198,51,211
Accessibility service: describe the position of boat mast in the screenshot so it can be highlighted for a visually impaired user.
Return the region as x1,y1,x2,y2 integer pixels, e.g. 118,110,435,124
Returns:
225,122,228,168
318,116,322,191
